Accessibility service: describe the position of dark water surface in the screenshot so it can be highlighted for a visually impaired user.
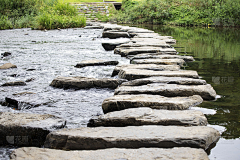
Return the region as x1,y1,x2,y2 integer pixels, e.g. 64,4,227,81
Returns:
0,26,240,159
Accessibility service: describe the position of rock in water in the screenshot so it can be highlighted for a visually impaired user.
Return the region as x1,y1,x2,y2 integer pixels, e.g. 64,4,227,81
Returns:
0,63,17,69
130,54,195,62
114,83,217,100
102,39,130,51
10,147,209,160
88,107,208,127
1,81,26,86
50,76,126,89
75,60,119,68
102,94,203,113
44,126,220,151
102,31,131,39
0,112,66,146
131,59,185,66
1,52,11,57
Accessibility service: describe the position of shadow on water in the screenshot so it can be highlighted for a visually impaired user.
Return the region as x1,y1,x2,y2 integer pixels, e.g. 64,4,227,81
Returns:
135,24,240,160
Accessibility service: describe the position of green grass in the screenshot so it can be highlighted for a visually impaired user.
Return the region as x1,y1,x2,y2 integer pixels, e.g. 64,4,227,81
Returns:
64,0,122,3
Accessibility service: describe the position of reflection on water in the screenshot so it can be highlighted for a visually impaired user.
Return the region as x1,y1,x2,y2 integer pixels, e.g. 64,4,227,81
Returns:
137,25,240,160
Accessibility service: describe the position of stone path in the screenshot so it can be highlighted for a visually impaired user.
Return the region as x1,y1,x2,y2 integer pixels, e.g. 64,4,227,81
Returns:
9,23,220,159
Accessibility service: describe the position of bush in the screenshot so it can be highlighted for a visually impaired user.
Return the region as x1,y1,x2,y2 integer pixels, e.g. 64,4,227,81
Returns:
0,15,13,29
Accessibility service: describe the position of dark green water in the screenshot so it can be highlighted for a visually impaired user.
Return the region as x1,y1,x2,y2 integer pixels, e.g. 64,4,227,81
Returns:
133,25,240,159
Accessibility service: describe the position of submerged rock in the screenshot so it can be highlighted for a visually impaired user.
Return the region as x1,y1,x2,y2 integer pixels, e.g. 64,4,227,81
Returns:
75,60,119,68
44,125,220,151
1,52,12,57
50,76,126,89
121,76,207,86
114,83,217,100
10,147,209,160
102,94,203,113
0,112,66,147
118,69,199,80
0,63,17,69
1,81,26,87
131,59,185,66
88,107,208,127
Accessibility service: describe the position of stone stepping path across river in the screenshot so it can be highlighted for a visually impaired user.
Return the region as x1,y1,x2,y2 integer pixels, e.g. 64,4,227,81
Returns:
74,59,119,68
9,23,220,159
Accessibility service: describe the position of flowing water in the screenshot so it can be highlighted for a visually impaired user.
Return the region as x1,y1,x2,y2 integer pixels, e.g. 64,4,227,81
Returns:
0,26,240,159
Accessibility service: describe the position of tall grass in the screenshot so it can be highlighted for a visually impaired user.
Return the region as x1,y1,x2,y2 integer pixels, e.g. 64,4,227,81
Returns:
112,0,240,26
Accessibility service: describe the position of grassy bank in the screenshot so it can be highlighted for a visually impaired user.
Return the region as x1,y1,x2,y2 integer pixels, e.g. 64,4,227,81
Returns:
111,0,240,27
0,0,86,30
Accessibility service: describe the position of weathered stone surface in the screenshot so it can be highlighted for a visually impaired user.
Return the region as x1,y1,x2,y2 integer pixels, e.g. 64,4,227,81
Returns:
121,76,207,86
129,32,159,38
130,54,195,62
131,59,185,66
131,38,176,44
1,81,26,86
102,39,130,51
88,107,207,127
115,83,217,100
118,69,199,80
112,64,180,77
74,59,119,68
84,26,104,29
0,63,17,69
103,25,122,31
119,42,171,48
10,147,209,160
0,112,66,146
102,31,131,39
50,76,126,89
114,47,177,57
44,125,220,151
102,94,203,113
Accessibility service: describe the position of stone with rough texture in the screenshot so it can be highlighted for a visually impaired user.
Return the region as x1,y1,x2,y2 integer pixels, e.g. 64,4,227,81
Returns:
0,63,17,69
112,64,180,77
119,42,171,48
131,59,185,66
118,69,199,80
10,147,209,160
121,76,206,86
114,47,177,57
84,26,103,29
102,39,130,50
102,31,130,39
131,38,176,44
102,94,203,113
1,81,26,86
44,125,220,151
50,76,126,89
74,60,119,68
88,107,208,127
115,83,217,100
130,54,195,62
0,112,66,146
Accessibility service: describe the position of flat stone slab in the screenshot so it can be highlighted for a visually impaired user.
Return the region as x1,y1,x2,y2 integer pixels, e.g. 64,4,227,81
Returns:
0,63,17,69
102,31,131,39
88,107,207,127
112,64,180,77
75,60,119,68
44,125,220,151
114,47,177,57
121,76,207,86
0,112,66,146
10,147,209,160
131,59,185,66
102,39,130,51
131,38,176,44
50,76,126,89
118,69,199,80
131,54,195,62
119,42,172,48
114,83,217,100
102,94,203,113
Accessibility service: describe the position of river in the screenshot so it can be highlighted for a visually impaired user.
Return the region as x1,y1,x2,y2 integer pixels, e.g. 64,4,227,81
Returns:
0,25,240,159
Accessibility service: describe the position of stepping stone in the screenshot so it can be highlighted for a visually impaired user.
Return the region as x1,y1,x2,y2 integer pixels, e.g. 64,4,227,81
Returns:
1,81,26,86
131,33,162,38
0,112,66,146
75,60,119,68
131,38,176,44
44,125,220,151
10,147,209,160
114,83,217,100
0,63,17,69
121,76,207,86
112,64,180,77
118,69,199,80
102,31,131,39
114,47,177,57
131,59,185,66
84,26,103,29
88,107,208,127
102,94,203,113
119,42,172,48
103,25,122,31
102,39,130,51
130,54,195,62
50,76,126,89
